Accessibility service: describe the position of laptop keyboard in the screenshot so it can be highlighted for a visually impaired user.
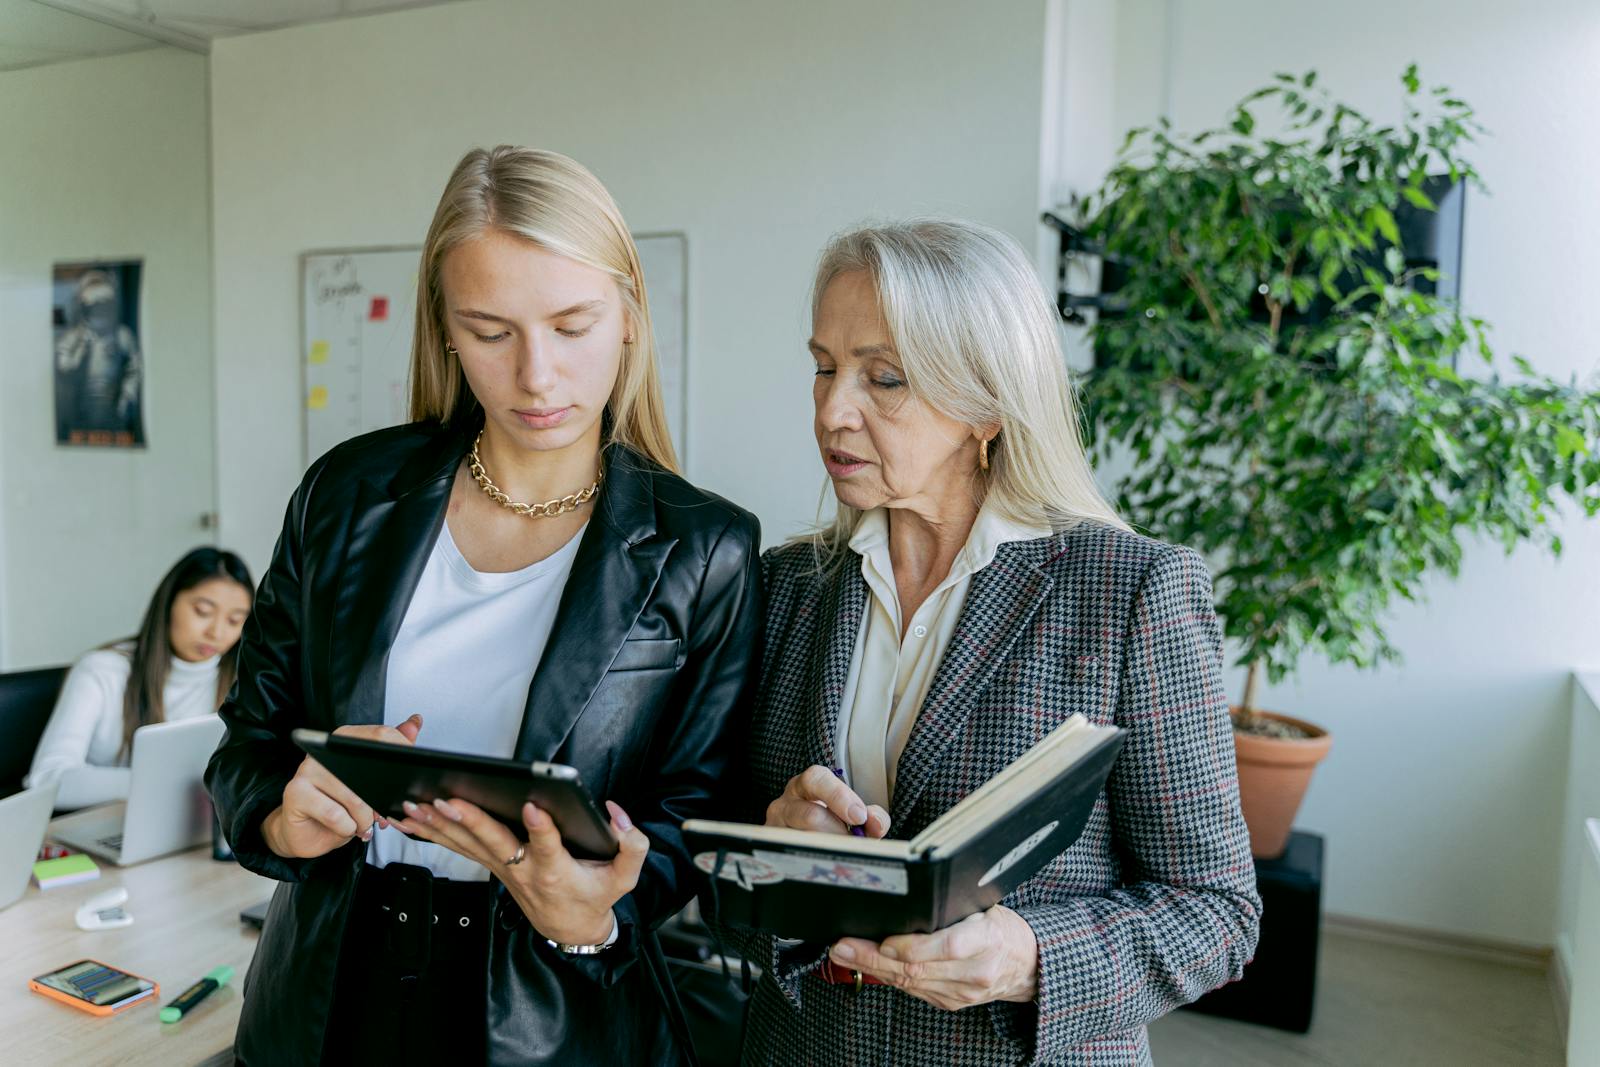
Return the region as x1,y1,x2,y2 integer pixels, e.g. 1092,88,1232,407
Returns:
98,834,123,851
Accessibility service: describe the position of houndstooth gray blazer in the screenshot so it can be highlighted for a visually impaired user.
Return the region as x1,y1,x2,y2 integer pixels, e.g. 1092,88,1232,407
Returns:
732,522,1261,1066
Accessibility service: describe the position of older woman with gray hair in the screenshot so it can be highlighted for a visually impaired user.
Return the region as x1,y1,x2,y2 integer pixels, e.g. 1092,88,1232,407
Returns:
738,219,1260,1065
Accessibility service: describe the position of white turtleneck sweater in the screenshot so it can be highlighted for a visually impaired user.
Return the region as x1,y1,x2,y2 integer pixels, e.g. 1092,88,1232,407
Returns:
25,647,222,810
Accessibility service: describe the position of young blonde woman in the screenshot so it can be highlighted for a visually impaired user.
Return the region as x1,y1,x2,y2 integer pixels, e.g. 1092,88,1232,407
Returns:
737,219,1259,1065
206,147,761,1065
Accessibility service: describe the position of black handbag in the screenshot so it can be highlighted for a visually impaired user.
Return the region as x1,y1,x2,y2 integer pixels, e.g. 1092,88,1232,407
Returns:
646,908,755,1067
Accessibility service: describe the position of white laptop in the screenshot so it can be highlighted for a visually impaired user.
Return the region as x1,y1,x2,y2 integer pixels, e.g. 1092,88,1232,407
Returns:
49,715,226,866
0,783,59,909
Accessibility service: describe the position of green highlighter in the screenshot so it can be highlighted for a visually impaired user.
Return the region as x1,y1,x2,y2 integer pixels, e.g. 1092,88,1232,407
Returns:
158,966,233,1023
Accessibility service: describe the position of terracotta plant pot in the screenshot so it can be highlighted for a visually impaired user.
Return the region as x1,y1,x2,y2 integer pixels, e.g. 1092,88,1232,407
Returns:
1231,709,1332,860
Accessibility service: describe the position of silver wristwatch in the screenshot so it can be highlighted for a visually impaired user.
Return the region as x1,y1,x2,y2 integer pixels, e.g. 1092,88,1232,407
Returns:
546,911,620,955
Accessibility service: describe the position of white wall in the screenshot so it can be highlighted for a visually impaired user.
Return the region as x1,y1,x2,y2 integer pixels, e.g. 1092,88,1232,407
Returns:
1038,0,1117,372
1569,812,1600,1059
0,47,216,669
1559,675,1600,998
1099,0,1600,946
208,0,1053,575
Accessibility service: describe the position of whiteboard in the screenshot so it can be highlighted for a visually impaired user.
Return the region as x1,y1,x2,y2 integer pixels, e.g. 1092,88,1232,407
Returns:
302,247,420,464
302,234,688,466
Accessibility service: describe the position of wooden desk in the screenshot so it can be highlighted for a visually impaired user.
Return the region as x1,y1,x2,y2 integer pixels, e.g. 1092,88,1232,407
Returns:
0,840,275,1066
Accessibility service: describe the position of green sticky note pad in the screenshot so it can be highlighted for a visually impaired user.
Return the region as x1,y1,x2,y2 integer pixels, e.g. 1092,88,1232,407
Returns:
33,853,99,889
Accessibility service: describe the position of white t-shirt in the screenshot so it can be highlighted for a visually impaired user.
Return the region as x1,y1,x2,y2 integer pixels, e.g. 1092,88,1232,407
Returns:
366,519,586,882
25,647,222,810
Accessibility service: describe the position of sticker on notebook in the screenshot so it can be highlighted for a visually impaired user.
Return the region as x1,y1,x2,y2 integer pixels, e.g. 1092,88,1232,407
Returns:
693,851,782,891
753,850,908,896
978,820,1060,887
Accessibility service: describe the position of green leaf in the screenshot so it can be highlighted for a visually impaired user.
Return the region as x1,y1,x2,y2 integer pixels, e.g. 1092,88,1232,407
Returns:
1555,424,1587,458
1431,362,1464,387
1319,257,1344,299
1401,185,1437,211
1369,205,1401,245
1403,64,1421,93
1232,108,1256,136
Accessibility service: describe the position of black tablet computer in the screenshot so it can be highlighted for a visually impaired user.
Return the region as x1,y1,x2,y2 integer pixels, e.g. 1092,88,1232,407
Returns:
290,729,618,860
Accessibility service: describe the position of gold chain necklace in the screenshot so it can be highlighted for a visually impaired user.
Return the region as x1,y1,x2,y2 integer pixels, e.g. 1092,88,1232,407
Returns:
468,430,603,518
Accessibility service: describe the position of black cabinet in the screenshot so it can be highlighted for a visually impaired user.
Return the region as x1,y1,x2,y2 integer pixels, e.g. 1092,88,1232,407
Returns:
1183,830,1323,1033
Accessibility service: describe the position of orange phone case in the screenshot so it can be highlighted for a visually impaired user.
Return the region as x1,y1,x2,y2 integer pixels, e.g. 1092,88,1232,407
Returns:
29,959,159,1017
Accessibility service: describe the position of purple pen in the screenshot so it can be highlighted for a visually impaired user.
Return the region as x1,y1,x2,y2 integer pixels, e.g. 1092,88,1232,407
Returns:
831,767,868,836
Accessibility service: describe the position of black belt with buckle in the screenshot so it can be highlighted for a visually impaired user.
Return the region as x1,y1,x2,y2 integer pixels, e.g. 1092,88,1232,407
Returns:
351,862,492,981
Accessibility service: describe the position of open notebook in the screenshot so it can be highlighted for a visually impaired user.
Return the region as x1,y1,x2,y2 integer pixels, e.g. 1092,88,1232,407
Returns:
684,713,1124,941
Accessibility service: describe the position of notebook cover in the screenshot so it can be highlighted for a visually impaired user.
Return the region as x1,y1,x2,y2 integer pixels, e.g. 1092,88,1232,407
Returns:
688,730,1123,941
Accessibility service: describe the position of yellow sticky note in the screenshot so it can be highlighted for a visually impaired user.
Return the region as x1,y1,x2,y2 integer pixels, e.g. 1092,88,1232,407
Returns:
309,340,330,364
308,386,329,410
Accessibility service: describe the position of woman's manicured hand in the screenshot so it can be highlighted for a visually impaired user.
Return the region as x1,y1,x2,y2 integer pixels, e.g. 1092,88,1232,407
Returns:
828,906,1039,1009
261,714,423,859
394,795,648,946
765,765,891,837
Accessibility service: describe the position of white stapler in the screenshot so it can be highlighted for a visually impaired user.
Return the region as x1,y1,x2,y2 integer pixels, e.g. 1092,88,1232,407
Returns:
74,887,133,931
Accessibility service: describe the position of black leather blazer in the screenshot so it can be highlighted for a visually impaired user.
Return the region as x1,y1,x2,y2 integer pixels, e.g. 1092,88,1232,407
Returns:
205,421,762,1065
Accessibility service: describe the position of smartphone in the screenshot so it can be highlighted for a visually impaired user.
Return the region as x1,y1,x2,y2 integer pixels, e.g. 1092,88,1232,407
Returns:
30,959,159,1016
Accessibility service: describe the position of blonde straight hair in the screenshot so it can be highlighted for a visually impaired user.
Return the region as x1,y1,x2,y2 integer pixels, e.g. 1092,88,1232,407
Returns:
408,146,679,472
806,218,1126,557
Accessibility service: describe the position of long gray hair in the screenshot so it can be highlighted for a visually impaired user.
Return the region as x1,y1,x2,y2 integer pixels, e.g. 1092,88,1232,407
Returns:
805,218,1126,557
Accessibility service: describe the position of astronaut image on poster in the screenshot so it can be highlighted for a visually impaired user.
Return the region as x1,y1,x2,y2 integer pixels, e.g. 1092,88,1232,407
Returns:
53,260,145,448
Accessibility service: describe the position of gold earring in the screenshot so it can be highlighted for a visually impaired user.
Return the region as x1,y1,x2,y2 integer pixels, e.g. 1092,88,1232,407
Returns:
978,438,990,471
445,342,459,356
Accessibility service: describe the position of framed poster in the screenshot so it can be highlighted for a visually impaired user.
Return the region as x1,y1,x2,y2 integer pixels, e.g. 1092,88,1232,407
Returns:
53,259,145,448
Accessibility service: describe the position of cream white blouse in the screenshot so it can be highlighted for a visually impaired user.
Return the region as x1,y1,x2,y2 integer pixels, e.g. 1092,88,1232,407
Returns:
835,501,1050,810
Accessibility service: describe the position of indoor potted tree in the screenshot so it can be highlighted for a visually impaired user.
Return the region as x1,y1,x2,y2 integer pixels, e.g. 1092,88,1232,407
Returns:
1072,67,1600,858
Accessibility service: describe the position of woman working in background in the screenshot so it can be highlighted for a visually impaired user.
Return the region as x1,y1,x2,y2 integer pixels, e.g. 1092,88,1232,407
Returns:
26,547,253,810
206,146,761,1065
